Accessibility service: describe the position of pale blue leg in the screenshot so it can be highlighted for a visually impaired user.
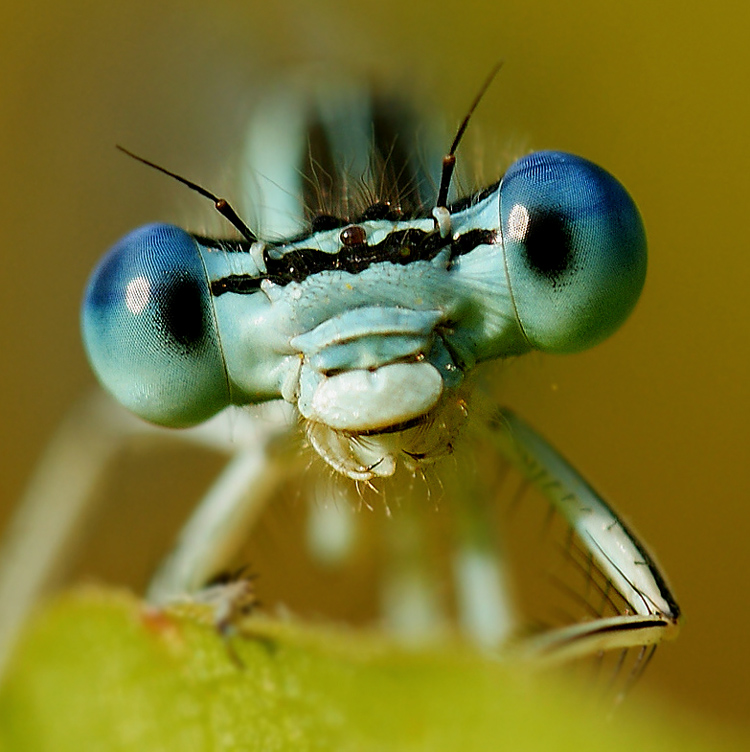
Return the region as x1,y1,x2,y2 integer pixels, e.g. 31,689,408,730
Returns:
0,392,293,676
380,506,448,643
146,441,289,603
487,408,681,663
452,544,515,649
448,466,516,649
305,479,358,566
0,392,152,678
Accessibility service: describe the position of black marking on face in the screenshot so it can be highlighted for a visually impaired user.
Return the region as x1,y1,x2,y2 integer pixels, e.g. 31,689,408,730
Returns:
208,227,497,296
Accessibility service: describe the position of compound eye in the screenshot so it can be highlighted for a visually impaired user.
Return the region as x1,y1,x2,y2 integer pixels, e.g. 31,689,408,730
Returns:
82,223,230,427
499,151,647,354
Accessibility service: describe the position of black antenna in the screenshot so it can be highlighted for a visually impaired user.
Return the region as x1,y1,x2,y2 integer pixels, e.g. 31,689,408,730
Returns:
435,61,503,208
116,145,257,243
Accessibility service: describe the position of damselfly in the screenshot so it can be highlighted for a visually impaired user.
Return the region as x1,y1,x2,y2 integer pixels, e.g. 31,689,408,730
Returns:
0,69,680,692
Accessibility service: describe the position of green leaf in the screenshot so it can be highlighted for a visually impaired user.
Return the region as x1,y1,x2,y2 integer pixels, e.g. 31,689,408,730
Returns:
0,588,742,751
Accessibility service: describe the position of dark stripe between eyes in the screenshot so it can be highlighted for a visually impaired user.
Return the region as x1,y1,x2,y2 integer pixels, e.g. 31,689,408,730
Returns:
206,228,497,296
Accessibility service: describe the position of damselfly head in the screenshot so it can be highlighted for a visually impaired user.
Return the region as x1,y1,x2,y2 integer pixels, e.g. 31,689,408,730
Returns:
83,73,645,483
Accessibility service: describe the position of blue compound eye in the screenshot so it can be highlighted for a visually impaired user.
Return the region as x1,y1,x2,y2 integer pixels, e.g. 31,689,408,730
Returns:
499,151,647,354
82,223,231,427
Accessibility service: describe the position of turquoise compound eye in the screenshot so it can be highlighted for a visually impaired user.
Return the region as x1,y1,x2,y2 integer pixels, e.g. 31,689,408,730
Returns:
499,151,647,354
82,223,231,427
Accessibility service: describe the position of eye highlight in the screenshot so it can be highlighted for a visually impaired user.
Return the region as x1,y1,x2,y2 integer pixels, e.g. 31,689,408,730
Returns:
499,151,647,354
81,223,231,427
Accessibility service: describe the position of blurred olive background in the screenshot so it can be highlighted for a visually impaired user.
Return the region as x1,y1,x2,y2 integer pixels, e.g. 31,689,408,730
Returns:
1,0,748,730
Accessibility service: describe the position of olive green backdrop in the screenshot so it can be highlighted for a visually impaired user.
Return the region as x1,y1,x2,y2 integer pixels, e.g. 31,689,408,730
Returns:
1,0,747,729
